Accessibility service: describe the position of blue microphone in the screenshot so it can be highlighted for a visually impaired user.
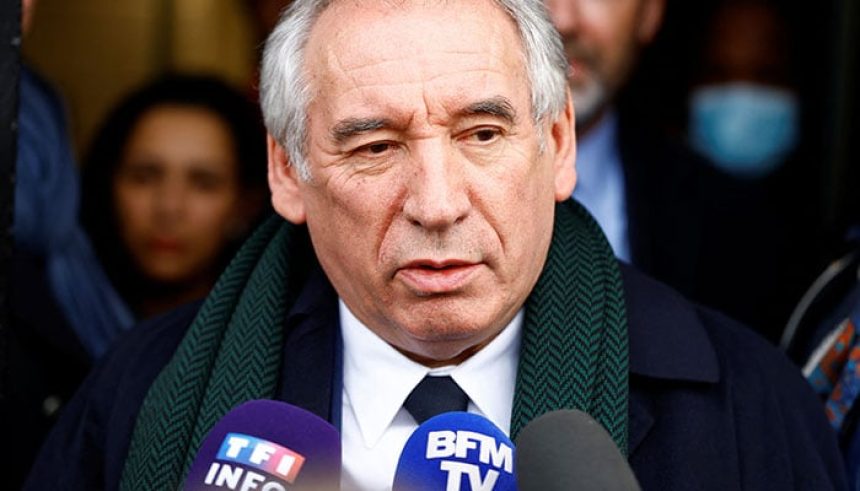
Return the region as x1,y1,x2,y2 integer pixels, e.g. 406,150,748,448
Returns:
392,412,517,491
183,400,341,491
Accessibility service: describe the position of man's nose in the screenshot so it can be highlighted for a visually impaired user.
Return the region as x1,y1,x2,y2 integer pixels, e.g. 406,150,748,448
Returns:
402,140,470,231
546,0,582,36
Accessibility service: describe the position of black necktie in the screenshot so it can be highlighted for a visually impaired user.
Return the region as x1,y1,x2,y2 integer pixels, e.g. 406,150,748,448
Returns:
403,375,469,424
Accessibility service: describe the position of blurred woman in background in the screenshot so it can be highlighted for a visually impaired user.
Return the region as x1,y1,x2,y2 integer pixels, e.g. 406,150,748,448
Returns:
82,75,269,320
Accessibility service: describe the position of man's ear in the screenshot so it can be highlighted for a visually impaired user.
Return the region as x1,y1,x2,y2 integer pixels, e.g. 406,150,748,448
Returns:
637,0,666,44
550,91,577,202
267,134,307,224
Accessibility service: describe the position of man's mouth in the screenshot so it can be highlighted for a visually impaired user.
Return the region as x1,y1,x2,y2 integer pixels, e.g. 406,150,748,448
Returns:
396,260,481,295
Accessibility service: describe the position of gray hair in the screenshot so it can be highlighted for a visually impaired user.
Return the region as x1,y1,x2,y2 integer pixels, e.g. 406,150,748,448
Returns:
260,0,568,181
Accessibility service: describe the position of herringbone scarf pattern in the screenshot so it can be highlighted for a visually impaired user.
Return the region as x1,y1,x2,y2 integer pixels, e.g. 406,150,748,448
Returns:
511,200,628,451
119,200,628,490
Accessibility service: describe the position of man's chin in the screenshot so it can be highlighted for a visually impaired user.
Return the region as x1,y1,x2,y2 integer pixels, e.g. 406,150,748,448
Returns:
391,332,496,368
385,312,508,366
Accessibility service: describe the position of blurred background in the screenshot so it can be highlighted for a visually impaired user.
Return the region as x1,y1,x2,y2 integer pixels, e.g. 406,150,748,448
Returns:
11,0,860,368
1,0,860,487
23,0,261,157
21,0,858,238
628,0,859,239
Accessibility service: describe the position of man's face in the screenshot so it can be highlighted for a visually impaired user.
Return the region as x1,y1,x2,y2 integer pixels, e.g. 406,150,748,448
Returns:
268,0,575,364
545,0,664,129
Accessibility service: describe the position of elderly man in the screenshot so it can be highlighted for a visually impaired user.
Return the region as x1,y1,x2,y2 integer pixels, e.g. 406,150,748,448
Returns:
26,0,843,489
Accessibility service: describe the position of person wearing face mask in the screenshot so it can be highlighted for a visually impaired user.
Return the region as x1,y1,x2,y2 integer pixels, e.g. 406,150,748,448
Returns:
685,0,822,343
545,0,818,342
688,1,800,179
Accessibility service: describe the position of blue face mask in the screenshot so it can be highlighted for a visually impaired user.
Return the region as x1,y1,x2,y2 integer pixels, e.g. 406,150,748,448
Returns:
688,82,799,178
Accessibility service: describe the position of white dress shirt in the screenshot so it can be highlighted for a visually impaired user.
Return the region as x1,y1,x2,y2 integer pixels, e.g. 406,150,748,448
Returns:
572,111,631,262
339,300,523,491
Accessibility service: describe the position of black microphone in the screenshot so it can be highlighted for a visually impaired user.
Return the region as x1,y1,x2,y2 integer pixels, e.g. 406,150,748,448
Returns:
514,409,641,491
183,400,341,491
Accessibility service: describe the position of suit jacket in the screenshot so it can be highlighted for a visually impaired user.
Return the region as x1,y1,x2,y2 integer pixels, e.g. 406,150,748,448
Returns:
23,262,846,490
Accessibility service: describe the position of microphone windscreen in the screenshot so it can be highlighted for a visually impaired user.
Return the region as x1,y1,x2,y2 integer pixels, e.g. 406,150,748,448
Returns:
392,411,517,491
515,409,640,491
183,399,340,491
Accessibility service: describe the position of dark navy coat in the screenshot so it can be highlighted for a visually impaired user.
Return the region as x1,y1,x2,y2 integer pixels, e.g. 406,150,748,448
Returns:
24,263,846,490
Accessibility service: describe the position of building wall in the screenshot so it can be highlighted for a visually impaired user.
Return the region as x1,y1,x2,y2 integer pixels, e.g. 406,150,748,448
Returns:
22,0,257,158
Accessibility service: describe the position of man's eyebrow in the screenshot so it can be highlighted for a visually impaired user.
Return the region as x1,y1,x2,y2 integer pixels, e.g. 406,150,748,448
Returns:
458,97,518,124
330,117,391,143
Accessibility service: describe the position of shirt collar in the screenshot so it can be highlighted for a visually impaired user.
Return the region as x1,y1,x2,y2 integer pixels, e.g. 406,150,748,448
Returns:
449,310,522,434
572,111,632,262
341,302,522,447
575,111,620,195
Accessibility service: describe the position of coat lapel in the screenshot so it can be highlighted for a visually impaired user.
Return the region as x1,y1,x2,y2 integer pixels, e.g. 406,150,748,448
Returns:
278,266,340,424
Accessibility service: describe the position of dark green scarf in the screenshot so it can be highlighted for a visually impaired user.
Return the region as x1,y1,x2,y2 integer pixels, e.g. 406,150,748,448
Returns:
119,199,628,490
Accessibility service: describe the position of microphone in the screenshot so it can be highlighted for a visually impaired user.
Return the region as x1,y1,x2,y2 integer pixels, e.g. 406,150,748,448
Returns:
183,400,341,491
392,412,517,491
514,409,640,491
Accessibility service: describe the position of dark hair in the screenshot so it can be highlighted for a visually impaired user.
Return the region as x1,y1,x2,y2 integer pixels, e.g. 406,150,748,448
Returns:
81,74,269,313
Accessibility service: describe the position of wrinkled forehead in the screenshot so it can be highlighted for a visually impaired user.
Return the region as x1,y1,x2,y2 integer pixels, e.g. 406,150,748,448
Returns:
300,0,530,121
305,0,526,84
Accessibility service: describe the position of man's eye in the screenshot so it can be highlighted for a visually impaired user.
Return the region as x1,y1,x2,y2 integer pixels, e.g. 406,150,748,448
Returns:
361,142,392,155
369,143,390,153
471,128,501,143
